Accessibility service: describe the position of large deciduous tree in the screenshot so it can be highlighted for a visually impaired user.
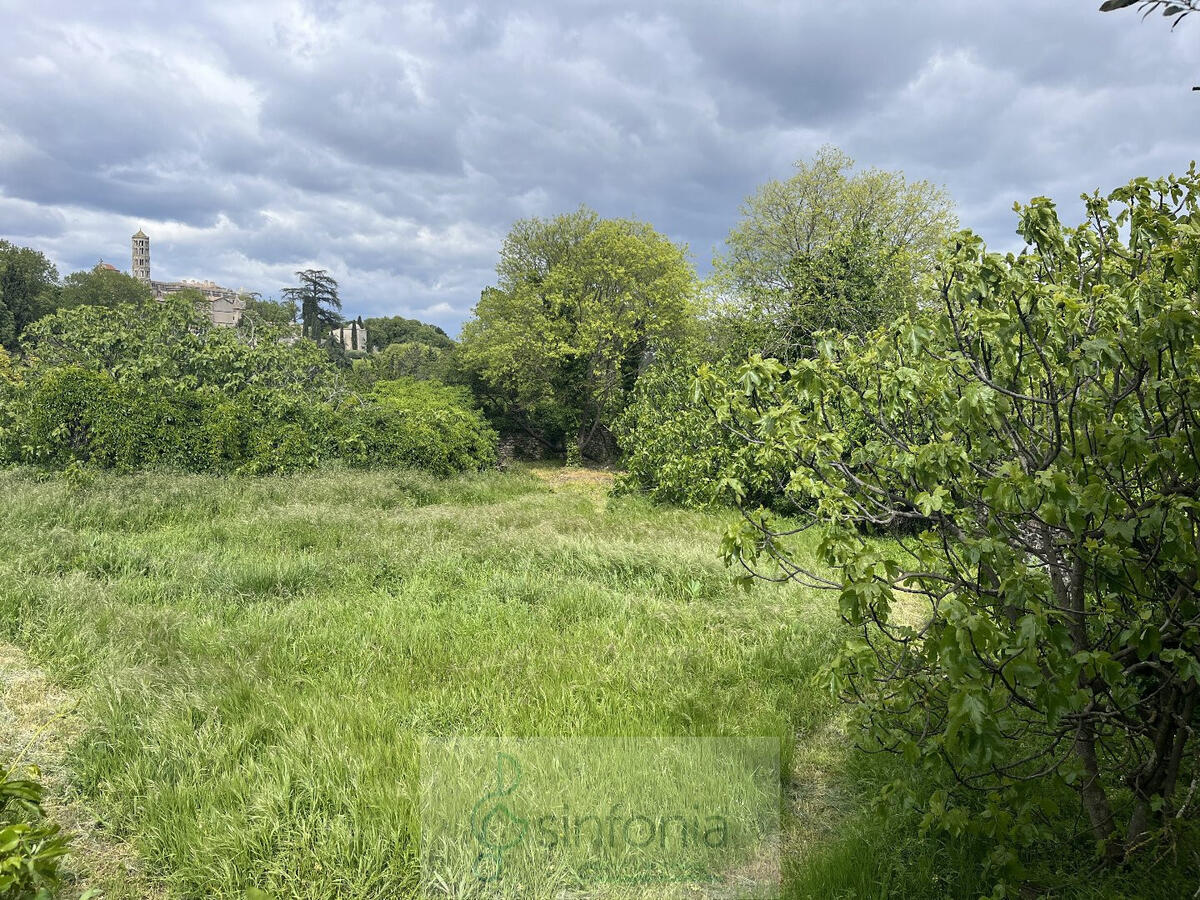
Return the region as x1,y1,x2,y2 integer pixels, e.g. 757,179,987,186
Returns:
615,152,954,504
712,146,955,361
460,208,695,460
0,241,59,349
58,265,151,311
363,315,453,352
703,170,1200,867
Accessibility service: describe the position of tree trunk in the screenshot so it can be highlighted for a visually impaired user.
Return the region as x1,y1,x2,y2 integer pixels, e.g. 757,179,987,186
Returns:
1125,687,1197,856
1074,722,1122,861
1050,540,1122,861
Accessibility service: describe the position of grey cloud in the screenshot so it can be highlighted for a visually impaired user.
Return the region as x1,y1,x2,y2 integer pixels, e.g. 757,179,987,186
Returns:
0,0,1197,332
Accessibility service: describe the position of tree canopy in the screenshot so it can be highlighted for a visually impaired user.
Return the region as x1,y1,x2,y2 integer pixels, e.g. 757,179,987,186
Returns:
459,207,695,459
242,294,297,328
712,146,956,360
282,269,342,342
703,169,1200,868
0,240,59,349
58,265,152,311
374,341,445,381
363,315,453,351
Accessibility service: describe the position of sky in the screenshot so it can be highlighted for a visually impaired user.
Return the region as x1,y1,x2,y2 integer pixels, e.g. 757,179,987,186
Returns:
0,0,1196,335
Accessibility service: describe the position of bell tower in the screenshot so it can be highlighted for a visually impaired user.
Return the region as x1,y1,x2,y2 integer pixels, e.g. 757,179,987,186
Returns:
132,229,150,282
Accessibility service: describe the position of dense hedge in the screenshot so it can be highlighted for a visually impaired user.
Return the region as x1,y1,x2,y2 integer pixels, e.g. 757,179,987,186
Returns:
0,300,497,475
612,355,734,507
2,369,496,475
613,354,791,509
340,380,498,476
614,346,889,511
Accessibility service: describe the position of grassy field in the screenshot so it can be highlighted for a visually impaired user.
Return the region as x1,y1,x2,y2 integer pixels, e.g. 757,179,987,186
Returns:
0,466,1186,898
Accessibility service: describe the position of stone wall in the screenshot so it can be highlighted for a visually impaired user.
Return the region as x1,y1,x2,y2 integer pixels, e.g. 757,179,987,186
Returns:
152,279,245,326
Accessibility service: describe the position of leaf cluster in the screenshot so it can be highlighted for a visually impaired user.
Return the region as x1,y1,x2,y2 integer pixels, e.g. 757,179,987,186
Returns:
0,764,68,899
701,168,1200,866
459,208,695,459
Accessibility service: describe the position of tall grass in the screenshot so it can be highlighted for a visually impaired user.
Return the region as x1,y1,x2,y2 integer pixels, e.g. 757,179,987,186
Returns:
0,468,1189,899
0,468,839,898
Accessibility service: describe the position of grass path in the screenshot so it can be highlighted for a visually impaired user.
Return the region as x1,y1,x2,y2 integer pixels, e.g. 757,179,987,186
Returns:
0,466,859,899
0,642,162,899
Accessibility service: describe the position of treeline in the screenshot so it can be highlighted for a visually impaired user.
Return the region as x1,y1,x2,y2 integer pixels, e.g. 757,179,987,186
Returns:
0,251,152,348
0,296,496,476
0,245,500,476
448,146,954,478
0,146,957,479
455,151,1200,882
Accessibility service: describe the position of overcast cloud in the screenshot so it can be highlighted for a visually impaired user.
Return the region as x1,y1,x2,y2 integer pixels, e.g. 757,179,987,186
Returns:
0,0,1196,333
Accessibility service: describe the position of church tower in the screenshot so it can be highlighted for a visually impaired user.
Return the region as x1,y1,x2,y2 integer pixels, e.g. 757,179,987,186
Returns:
131,229,150,282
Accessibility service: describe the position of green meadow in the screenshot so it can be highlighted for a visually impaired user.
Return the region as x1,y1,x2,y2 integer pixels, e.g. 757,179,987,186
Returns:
0,467,1185,899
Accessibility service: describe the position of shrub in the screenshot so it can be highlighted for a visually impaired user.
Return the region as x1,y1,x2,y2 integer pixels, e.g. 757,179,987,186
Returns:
613,354,790,509
374,341,446,381
19,369,225,472
0,764,69,898
21,367,120,466
340,379,498,475
0,349,25,466
6,299,497,477
232,390,334,475
613,355,734,507
704,170,1200,869
22,295,336,399
9,370,496,477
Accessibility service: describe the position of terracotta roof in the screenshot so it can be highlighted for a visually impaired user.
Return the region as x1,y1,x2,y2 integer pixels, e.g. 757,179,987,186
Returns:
98,262,118,271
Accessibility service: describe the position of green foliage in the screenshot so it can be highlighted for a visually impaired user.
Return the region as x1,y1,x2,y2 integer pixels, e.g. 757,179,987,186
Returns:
711,145,955,361
362,315,452,352
0,764,69,899
337,378,498,476
58,265,151,312
6,297,496,475
1100,0,1197,26
460,207,695,459
14,367,306,473
344,318,367,352
3,468,1186,896
22,296,332,393
323,336,350,369
11,369,497,477
0,242,59,350
22,367,120,466
373,341,445,381
613,354,746,508
614,351,806,510
702,169,1200,868
242,295,297,328
281,269,341,343
0,349,23,467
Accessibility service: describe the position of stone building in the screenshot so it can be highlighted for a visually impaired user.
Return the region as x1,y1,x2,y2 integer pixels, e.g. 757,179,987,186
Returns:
132,230,245,326
330,321,369,352
132,229,150,281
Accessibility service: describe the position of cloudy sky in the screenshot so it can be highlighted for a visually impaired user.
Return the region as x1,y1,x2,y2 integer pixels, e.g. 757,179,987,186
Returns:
0,1,1196,334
